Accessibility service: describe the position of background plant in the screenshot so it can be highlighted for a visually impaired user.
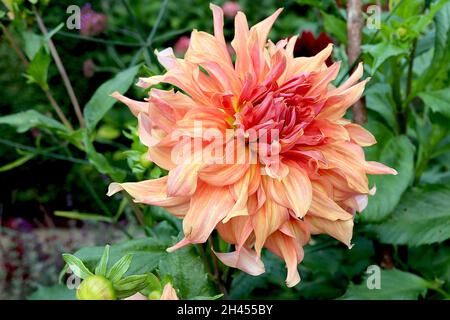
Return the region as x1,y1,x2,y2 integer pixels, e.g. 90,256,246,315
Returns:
0,0,449,300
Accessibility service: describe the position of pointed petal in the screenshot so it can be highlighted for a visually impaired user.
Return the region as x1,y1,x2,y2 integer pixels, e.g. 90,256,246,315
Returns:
167,162,201,197
160,283,179,300
265,231,303,287
305,215,354,248
365,161,398,175
309,182,353,221
252,191,289,255
214,246,265,276
345,123,377,147
111,92,148,116
107,178,189,208
182,183,234,244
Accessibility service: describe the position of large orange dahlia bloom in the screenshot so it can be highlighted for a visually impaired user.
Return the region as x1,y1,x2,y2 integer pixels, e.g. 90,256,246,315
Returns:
108,5,396,287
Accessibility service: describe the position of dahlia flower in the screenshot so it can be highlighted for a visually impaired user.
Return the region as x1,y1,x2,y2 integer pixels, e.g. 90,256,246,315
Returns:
108,4,396,287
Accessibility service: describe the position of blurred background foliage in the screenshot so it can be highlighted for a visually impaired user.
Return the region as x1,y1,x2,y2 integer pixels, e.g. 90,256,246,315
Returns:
0,0,449,300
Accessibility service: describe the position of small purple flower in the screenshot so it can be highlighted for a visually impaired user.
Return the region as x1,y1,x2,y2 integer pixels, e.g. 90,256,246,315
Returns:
83,59,95,78
80,3,108,36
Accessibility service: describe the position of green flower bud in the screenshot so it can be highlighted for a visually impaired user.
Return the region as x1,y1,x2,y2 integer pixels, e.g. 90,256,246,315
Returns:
139,153,152,168
148,290,162,300
96,124,121,140
396,27,407,38
76,275,116,300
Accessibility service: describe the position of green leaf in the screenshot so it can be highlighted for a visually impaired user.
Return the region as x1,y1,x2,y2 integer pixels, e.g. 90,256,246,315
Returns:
0,110,69,133
107,254,133,283
95,245,110,277
413,0,449,36
322,12,347,44
372,184,450,246
158,246,214,299
74,238,167,276
28,284,76,300
21,31,44,60
419,88,450,119
362,136,415,222
45,23,64,42
24,48,51,90
411,2,450,95
390,0,423,19
365,83,399,132
0,154,35,172
84,65,140,131
82,130,126,181
62,254,94,280
362,42,406,74
340,268,430,300
409,245,450,286
54,210,113,223
113,274,151,299
363,121,395,161
141,272,162,296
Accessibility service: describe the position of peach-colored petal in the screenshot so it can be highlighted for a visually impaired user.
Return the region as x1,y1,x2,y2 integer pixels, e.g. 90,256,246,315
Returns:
345,123,377,147
111,92,148,116
181,183,234,245
365,161,398,175
147,146,176,170
167,162,201,197
317,78,369,121
266,164,312,218
216,215,253,246
330,62,364,95
252,191,289,255
160,283,179,300
107,177,189,208
309,182,353,221
265,231,303,287
214,246,265,276
305,215,354,248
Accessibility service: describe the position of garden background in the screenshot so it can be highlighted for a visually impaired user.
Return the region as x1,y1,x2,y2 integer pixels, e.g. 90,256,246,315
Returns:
0,0,449,300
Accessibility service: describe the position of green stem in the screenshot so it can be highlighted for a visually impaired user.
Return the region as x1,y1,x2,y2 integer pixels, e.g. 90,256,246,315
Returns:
0,23,73,131
208,238,229,299
55,31,141,47
405,39,417,103
430,286,450,300
336,0,406,85
0,138,87,164
34,6,85,128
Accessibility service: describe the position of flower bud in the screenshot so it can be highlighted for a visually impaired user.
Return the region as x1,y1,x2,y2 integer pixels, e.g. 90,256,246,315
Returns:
148,290,162,300
396,27,407,38
140,153,152,168
76,275,116,300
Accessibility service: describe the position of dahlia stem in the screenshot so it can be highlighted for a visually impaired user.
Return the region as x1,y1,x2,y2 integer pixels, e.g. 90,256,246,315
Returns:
347,0,367,125
405,39,417,101
337,0,406,86
33,7,86,128
43,89,75,131
125,195,146,226
208,238,229,299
